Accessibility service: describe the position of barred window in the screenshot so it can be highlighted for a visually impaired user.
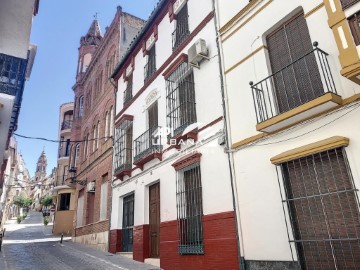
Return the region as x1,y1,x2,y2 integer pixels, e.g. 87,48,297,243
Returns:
349,13,360,46
122,194,134,252
277,148,360,269
166,62,196,137
144,45,156,82
176,164,204,255
124,73,133,105
114,120,133,174
172,4,189,50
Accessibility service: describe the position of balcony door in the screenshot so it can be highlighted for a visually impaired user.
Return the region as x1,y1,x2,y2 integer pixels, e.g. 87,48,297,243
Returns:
149,182,160,258
267,12,323,114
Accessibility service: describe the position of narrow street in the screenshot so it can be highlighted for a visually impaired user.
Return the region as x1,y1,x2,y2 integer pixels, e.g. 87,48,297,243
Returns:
0,212,160,270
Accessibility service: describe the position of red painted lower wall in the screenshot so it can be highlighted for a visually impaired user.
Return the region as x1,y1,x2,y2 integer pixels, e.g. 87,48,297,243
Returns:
133,224,150,262
109,229,122,254
110,211,239,269
160,211,239,270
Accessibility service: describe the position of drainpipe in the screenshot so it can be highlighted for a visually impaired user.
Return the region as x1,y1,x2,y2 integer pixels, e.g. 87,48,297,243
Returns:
107,77,117,252
211,1,246,269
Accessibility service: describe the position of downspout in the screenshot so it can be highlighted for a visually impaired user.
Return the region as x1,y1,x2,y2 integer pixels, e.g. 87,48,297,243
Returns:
107,77,117,252
211,1,246,269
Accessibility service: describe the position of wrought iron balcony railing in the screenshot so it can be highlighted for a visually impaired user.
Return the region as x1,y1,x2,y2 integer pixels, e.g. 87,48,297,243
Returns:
134,126,163,162
61,120,72,130
0,53,27,96
1,53,28,133
340,0,359,9
144,61,156,83
172,28,190,51
250,42,337,124
114,148,132,174
123,86,132,105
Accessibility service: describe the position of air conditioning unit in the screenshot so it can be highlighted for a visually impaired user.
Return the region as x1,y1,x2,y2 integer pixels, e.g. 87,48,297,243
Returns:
86,181,95,193
188,39,209,67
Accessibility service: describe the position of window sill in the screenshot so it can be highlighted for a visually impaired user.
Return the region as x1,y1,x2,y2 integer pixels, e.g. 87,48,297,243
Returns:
256,93,342,133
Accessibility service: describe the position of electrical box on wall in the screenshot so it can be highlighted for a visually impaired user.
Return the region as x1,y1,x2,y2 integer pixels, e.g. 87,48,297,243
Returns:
86,181,95,192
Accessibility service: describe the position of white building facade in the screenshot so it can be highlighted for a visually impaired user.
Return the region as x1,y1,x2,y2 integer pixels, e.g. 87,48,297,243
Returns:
0,0,39,208
216,0,360,269
110,0,240,269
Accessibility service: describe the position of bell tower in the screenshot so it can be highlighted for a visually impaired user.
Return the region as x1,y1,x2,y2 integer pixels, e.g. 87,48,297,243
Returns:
35,149,47,181
76,19,102,81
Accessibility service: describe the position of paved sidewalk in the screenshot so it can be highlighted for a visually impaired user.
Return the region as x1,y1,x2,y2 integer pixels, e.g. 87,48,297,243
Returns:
0,211,161,270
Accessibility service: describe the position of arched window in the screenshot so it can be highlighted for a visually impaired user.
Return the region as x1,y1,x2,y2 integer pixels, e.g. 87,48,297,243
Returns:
74,144,80,167
104,111,109,140
96,121,100,149
78,96,84,117
83,134,89,160
109,106,114,137
92,125,97,152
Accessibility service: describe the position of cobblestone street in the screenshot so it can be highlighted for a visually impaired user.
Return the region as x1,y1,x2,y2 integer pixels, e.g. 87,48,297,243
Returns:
0,212,160,270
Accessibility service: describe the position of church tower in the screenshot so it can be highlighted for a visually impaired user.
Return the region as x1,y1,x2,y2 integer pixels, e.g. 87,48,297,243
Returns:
76,19,102,81
35,150,47,181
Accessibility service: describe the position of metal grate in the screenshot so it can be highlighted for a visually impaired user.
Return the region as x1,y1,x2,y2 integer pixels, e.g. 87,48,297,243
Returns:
114,120,133,174
124,73,133,105
0,53,27,96
340,0,360,9
176,164,204,255
61,120,73,130
172,3,190,51
277,148,360,269
348,13,360,46
134,126,162,162
144,45,156,82
166,62,197,137
122,194,134,252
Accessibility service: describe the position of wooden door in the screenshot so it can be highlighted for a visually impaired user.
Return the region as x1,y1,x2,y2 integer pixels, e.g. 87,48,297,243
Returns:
267,12,323,113
86,192,95,224
149,182,160,258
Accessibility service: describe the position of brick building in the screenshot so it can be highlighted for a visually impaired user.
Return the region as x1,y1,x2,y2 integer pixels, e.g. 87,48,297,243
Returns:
110,0,240,269
68,6,144,251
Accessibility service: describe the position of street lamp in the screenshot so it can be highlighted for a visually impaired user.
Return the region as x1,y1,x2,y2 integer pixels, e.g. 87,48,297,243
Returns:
68,167,87,185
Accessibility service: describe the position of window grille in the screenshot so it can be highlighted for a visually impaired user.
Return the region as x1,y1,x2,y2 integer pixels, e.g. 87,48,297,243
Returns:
124,73,133,105
144,45,156,82
0,53,27,96
172,4,190,50
176,164,204,255
166,62,196,137
340,0,360,9
122,194,134,252
114,120,133,174
349,13,360,46
277,148,360,269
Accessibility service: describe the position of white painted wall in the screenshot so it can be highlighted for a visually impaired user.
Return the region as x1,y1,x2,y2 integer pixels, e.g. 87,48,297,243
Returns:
217,0,360,143
216,0,360,262
232,107,360,261
112,0,234,230
0,0,36,59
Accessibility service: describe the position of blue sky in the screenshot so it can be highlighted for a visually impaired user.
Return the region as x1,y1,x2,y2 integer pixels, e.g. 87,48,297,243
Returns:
16,0,156,177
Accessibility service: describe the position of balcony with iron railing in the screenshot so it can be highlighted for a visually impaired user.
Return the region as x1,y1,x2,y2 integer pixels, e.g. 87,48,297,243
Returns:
58,147,70,159
123,84,132,105
134,126,163,170
114,148,132,180
172,28,190,51
0,53,28,133
61,120,72,131
250,42,342,133
144,61,156,83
